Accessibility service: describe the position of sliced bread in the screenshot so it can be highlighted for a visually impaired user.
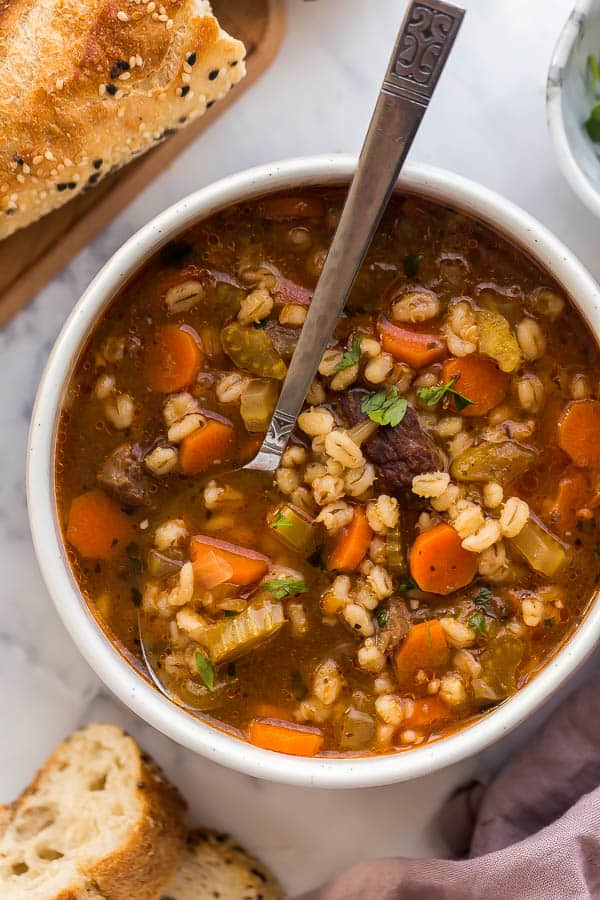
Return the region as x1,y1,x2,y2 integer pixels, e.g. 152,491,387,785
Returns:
160,829,281,900
0,723,187,900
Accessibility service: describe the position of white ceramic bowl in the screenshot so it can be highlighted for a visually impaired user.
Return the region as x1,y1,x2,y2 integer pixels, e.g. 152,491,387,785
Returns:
27,155,600,788
547,0,600,217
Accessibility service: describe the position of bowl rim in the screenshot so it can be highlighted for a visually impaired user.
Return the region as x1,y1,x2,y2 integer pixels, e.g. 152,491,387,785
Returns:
27,153,600,788
547,0,600,219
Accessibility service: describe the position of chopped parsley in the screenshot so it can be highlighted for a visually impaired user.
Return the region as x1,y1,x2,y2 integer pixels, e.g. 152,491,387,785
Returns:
403,252,423,278
334,334,362,371
473,586,493,604
223,610,239,618
290,669,308,701
195,652,215,692
397,575,418,592
416,375,475,411
270,509,292,530
361,386,408,427
468,610,487,636
375,606,389,628
263,577,307,600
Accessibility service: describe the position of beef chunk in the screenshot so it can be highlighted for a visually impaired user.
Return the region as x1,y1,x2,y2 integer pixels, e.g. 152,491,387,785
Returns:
264,321,299,359
342,389,441,495
377,598,410,654
98,442,150,507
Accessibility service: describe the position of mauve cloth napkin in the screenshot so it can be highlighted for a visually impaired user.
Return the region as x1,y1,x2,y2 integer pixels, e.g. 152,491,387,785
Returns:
299,671,600,900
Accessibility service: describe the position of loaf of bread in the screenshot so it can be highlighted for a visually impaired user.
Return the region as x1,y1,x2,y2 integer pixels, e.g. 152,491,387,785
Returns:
0,0,246,240
161,829,281,900
0,723,187,899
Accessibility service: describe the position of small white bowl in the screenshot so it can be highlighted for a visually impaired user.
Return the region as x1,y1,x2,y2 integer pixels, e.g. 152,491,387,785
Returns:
547,0,600,217
27,155,600,788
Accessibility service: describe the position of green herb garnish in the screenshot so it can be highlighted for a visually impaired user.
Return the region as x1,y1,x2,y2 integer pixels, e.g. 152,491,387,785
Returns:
585,100,600,141
403,252,423,278
223,610,239,618
397,575,418,592
416,375,475,411
361,386,408,427
474,586,493,604
334,334,362,371
270,509,292,530
130,587,142,608
375,606,389,628
290,669,308,701
195,652,215,691
468,610,487,636
263,577,307,600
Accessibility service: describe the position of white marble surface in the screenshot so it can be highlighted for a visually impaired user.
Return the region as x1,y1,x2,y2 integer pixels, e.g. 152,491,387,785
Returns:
1,0,599,896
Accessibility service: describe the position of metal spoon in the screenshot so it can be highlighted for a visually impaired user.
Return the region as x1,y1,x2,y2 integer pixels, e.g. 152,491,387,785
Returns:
245,0,464,473
139,0,464,707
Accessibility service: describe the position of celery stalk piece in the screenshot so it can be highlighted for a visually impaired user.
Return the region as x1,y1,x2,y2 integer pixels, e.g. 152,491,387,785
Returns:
200,599,286,663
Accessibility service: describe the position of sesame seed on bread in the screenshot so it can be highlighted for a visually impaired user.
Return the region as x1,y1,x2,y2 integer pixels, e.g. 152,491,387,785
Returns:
0,0,246,240
0,723,187,899
160,829,282,900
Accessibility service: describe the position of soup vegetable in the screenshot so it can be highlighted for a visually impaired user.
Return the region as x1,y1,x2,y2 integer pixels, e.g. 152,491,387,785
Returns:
57,189,600,757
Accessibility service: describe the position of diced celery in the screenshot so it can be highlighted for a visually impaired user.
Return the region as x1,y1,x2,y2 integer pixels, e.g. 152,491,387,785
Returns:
221,323,287,380
240,379,279,432
476,308,521,373
386,524,407,577
147,550,183,578
509,517,568,577
451,441,535,484
199,599,286,663
472,634,524,703
269,503,317,554
340,707,376,751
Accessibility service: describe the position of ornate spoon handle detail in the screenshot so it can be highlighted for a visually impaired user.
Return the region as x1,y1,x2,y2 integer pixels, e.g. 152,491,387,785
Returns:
246,0,465,473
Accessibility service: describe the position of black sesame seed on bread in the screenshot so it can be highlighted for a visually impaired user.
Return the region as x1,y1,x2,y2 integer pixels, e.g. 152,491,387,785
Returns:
0,723,187,899
0,0,246,240
161,829,282,900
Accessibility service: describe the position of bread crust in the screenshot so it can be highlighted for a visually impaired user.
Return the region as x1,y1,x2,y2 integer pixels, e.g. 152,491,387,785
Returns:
0,0,246,239
0,723,187,900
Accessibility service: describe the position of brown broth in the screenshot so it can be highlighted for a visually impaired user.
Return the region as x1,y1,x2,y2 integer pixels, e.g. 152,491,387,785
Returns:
56,189,600,756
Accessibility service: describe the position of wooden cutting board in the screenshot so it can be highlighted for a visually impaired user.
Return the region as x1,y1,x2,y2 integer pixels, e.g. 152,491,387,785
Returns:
0,0,285,327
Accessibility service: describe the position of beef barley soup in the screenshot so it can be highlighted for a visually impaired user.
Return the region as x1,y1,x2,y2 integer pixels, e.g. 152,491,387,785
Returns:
56,189,600,757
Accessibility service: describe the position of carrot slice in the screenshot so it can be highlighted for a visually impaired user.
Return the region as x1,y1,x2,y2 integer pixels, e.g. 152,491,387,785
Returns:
557,400,600,467
261,195,325,220
543,467,589,537
378,318,446,369
248,718,324,756
394,620,450,684
190,535,270,586
409,523,478,595
179,419,235,474
66,489,133,559
193,549,234,590
327,507,373,573
144,324,202,393
404,696,451,730
442,354,509,417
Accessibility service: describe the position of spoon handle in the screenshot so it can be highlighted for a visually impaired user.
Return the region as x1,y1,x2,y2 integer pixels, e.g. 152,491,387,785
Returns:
247,0,464,472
